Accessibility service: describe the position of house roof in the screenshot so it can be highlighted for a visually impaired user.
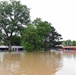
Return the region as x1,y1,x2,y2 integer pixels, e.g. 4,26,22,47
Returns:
0,46,23,48
63,46,76,48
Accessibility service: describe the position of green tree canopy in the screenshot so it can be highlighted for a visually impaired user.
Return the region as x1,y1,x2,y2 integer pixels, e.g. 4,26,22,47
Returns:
22,24,40,51
0,0,30,50
63,40,76,46
22,18,62,51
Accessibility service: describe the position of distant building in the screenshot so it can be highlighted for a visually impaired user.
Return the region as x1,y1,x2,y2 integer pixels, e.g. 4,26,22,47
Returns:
63,46,76,51
0,46,23,51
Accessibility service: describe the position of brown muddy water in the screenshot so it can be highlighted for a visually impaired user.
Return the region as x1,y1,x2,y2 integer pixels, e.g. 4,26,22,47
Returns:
0,51,76,75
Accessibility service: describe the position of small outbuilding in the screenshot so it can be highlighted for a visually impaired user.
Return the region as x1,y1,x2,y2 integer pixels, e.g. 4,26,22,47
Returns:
63,46,76,51
0,46,23,51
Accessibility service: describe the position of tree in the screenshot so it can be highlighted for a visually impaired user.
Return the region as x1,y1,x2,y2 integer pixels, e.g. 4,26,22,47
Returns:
33,18,52,51
48,26,62,49
63,40,72,46
0,30,3,45
63,40,76,46
11,36,21,46
0,0,30,50
72,40,76,46
33,18,62,50
21,24,41,51
22,18,52,51
22,18,62,51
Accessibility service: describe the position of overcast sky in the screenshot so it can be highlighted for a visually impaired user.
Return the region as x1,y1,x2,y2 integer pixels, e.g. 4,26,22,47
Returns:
18,0,76,40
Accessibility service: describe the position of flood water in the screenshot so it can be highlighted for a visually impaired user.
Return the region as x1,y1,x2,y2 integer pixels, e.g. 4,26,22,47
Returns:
0,51,76,75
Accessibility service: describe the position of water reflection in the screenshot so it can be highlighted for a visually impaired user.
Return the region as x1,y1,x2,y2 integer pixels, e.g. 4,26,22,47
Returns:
0,51,62,75
56,51,76,75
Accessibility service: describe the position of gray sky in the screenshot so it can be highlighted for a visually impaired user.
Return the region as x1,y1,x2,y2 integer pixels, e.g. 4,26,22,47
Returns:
11,0,76,40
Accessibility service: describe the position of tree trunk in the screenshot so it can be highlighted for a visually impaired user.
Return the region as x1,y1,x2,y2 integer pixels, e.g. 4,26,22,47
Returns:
33,39,36,51
8,39,12,50
44,38,47,51
8,33,12,51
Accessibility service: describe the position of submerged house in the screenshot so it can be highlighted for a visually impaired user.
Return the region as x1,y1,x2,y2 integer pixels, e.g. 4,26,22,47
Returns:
0,46,23,51
63,46,76,51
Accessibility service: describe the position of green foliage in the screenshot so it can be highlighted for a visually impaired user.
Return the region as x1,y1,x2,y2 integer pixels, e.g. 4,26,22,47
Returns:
22,18,62,51
72,40,76,46
0,0,62,51
21,24,41,51
48,26,62,49
63,40,72,46
63,40,76,46
0,0,30,50
11,36,21,46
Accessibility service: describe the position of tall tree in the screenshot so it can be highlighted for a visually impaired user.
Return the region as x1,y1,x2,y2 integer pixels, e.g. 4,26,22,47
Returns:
0,0,30,50
33,18,62,50
22,18,62,51
63,40,72,46
48,26,62,49
21,24,41,51
72,40,76,46
33,18,52,51
22,18,52,51
63,40,76,46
